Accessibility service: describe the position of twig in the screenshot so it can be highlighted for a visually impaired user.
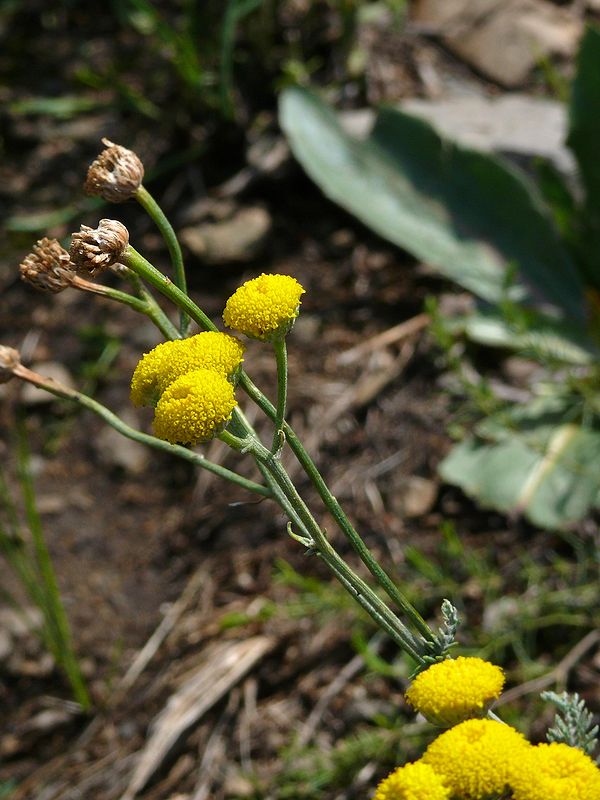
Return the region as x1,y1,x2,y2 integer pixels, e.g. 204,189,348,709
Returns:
497,629,600,706
116,566,211,695
337,313,430,366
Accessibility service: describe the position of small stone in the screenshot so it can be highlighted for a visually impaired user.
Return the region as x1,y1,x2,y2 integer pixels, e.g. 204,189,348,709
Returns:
392,476,438,518
180,206,272,265
95,409,151,473
0,629,11,661
20,362,76,405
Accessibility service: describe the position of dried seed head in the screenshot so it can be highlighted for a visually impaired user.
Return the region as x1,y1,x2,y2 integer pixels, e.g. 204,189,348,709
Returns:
70,219,129,275
0,345,21,384
84,138,144,203
19,238,76,293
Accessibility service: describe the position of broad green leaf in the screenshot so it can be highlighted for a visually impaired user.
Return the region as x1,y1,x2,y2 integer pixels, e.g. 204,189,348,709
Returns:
567,25,600,286
440,399,600,529
280,87,586,323
568,26,600,226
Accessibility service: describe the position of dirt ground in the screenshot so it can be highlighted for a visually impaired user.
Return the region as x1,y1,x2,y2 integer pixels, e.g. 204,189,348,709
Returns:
1,3,599,799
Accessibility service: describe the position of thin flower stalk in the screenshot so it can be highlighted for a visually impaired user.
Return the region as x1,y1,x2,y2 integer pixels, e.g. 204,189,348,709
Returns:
272,336,288,454
121,244,435,646
240,372,434,641
72,275,180,341
219,429,426,664
134,185,189,335
11,363,271,499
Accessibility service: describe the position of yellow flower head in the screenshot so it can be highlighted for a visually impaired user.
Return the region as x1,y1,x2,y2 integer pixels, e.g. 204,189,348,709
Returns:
372,761,450,800
153,369,237,445
510,742,600,800
423,718,530,799
130,332,245,407
405,657,505,726
223,273,305,341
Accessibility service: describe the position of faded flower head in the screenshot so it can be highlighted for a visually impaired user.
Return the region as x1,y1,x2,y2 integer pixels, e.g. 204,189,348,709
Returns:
84,138,144,203
153,369,237,446
423,718,530,799
223,273,305,341
130,332,245,407
19,238,75,293
70,219,129,275
405,656,505,726
0,345,21,384
372,761,450,800
509,742,600,800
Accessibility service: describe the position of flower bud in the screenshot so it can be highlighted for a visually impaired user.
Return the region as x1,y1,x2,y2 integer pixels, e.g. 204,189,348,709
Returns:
0,345,21,384
84,138,144,203
19,238,75,293
223,273,305,341
70,219,129,275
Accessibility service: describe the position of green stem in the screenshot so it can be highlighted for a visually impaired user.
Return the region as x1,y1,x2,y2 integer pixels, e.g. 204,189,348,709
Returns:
16,422,91,711
120,249,432,643
124,245,216,334
73,276,180,341
135,185,189,335
14,366,271,499
272,337,288,454
111,257,291,519
119,270,181,340
239,372,433,642
220,430,425,664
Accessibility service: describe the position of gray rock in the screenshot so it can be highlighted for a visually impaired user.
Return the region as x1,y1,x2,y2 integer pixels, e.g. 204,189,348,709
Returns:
21,362,76,405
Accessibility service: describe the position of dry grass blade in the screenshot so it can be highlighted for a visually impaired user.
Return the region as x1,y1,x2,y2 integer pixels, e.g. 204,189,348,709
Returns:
120,636,275,800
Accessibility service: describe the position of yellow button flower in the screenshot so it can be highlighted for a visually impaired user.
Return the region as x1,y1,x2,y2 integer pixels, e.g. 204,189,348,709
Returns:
510,742,600,800
153,369,237,445
423,718,530,799
223,273,305,341
372,761,450,800
131,332,245,407
405,657,505,726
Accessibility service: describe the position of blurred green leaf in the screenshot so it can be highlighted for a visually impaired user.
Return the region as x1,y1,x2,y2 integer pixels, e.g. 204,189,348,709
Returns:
220,0,265,117
440,398,600,529
6,197,103,233
280,87,586,323
567,25,600,288
9,96,103,119
568,26,600,228
455,309,597,366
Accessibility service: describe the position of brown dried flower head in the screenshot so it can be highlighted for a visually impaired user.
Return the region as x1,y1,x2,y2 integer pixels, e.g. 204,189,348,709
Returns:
70,219,129,275
84,138,144,203
0,345,21,384
19,238,75,293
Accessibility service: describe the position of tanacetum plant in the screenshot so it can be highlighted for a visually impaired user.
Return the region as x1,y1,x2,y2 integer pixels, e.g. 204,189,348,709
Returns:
5,139,599,795
404,656,505,727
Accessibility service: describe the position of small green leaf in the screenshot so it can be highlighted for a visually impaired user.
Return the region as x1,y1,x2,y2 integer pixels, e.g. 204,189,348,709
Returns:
458,309,597,366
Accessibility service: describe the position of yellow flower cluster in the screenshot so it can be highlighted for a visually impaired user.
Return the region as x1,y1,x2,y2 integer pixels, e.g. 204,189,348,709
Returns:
510,742,600,800
423,718,529,799
373,762,450,800
153,369,237,445
223,273,305,341
371,656,600,800
405,656,505,726
130,332,244,445
131,332,244,407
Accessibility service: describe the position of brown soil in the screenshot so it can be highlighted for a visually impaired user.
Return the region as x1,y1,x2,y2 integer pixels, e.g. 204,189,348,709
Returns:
1,4,598,799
